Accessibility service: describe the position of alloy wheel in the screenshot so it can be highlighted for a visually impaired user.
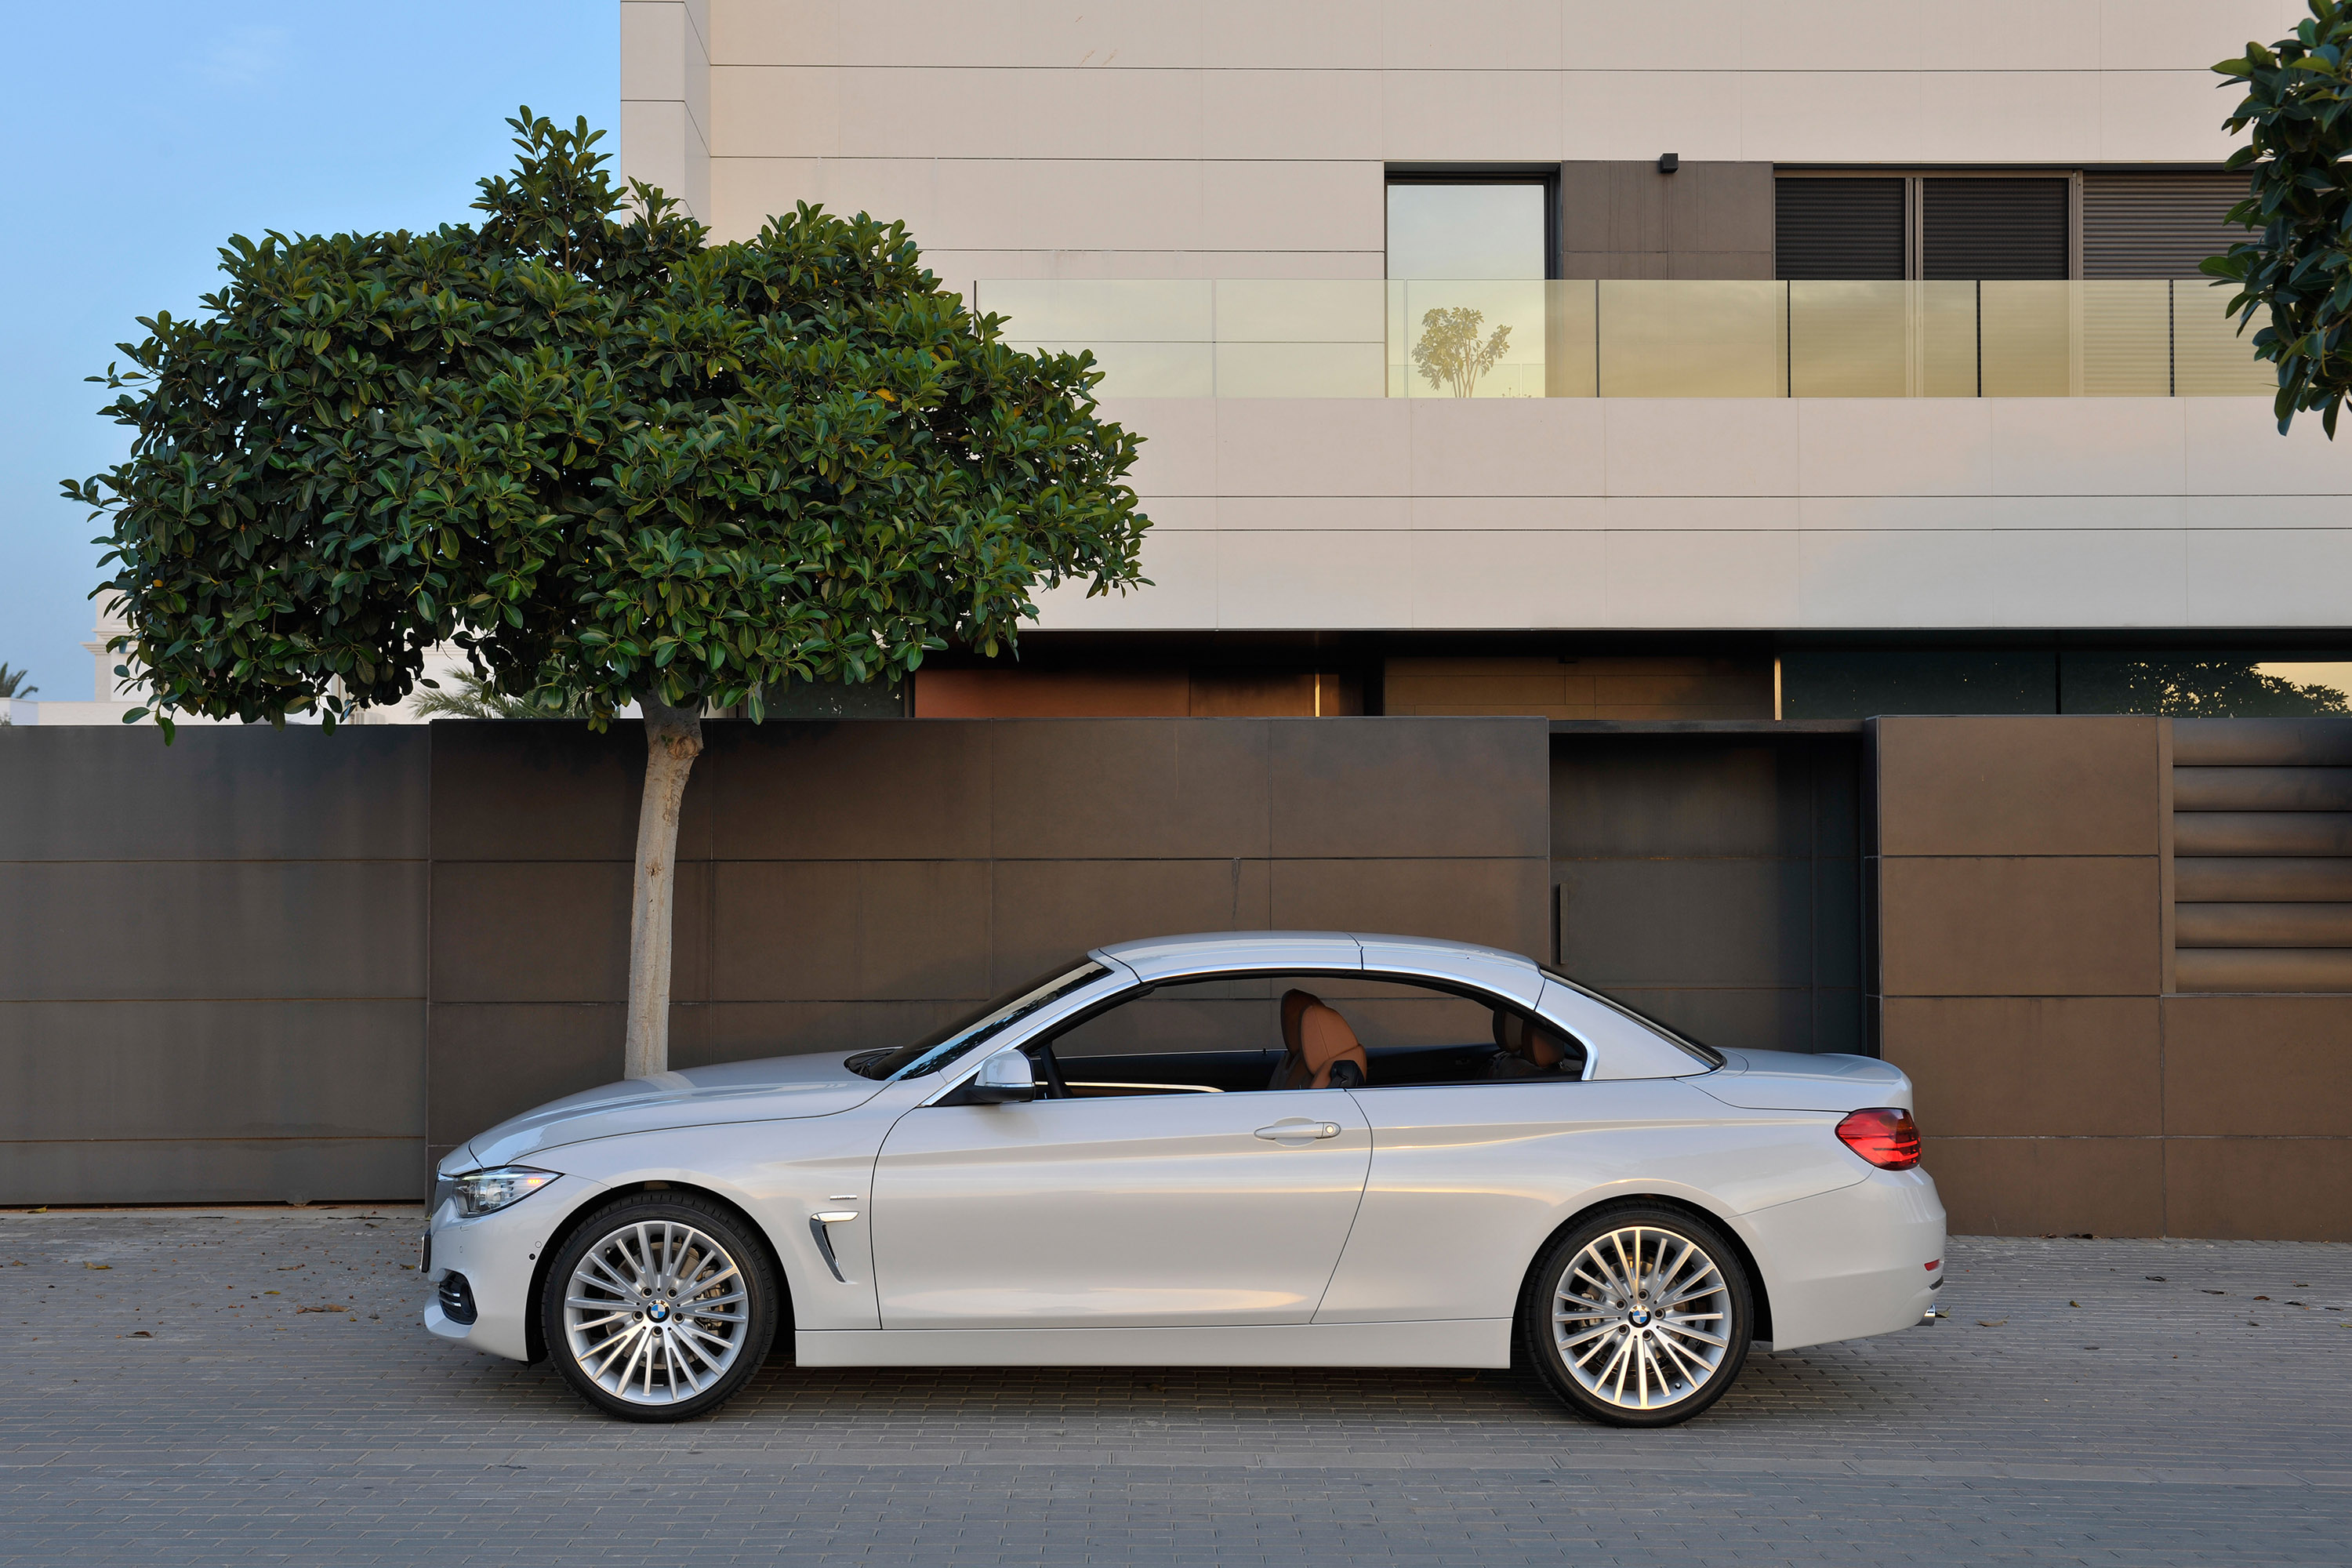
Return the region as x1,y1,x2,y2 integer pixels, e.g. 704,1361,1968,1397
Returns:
1551,1222,1733,1411
561,1218,751,1405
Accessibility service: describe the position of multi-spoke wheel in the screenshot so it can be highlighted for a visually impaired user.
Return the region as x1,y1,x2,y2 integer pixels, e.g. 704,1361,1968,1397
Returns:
1520,1206,1751,1427
541,1195,778,1421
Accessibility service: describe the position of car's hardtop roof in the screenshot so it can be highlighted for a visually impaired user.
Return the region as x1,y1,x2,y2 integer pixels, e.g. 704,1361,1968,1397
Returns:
1093,931,1537,973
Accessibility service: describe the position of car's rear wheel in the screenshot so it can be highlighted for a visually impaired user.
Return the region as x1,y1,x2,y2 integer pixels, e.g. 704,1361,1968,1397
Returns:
1519,1204,1751,1427
541,1193,778,1422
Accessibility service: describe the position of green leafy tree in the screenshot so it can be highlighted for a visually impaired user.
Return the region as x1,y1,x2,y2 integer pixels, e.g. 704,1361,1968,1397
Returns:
2208,0,2352,433
411,670,584,720
2084,657,2350,717
1410,307,1513,397
64,110,1150,1076
0,664,35,699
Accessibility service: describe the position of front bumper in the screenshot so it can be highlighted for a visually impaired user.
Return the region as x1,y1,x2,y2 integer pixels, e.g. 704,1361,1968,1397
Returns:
423,1174,602,1362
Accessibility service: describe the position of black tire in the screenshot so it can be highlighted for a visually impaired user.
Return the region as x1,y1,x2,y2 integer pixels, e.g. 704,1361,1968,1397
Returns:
1518,1203,1752,1428
540,1192,779,1422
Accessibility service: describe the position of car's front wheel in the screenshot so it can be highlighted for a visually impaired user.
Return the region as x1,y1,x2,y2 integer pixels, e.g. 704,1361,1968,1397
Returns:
541,1193,779,1421
1519,1204,1752,1427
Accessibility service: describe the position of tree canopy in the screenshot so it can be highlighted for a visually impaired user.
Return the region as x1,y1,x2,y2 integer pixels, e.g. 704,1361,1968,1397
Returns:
2209,0,2352,434
66,111,1151,731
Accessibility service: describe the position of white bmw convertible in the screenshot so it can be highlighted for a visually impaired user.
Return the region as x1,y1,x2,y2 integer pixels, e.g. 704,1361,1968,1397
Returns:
424,932,1944,1427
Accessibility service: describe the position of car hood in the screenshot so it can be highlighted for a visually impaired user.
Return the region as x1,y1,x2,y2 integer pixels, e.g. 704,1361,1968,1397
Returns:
1689,1050,1914,1113
448,1053,888,1172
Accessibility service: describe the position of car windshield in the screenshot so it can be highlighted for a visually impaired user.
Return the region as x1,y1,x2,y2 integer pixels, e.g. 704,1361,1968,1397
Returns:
848,960,1112,1080
1538,966,1726,1069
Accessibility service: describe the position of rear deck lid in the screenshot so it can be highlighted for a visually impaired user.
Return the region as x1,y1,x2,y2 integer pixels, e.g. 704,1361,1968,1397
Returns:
1689,1049,1914,1113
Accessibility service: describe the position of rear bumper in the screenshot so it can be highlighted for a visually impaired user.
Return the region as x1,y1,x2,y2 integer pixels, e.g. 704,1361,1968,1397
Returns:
1746,1166,1945,1353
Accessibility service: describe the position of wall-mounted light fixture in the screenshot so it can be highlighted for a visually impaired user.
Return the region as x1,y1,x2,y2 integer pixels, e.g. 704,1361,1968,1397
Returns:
1657,152,1680,175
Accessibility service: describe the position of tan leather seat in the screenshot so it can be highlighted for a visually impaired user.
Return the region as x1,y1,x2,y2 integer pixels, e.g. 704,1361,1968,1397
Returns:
1272,989,1370,1090
1488,1010,1568,1077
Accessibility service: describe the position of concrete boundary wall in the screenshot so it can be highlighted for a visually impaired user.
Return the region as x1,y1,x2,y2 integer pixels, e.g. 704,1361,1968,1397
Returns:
7,713,2345,1238
1872,714,2352,1242
0,718,1549,1202
0,728,430,1203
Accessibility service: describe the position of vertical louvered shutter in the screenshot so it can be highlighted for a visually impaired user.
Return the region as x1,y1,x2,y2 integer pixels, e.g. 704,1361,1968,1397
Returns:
2082,172,2250,278
1775,177,1905,279
1922,179,2069,279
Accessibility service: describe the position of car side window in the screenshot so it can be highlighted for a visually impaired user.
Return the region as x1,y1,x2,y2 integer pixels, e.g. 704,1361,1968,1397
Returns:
1039,971,1587,1097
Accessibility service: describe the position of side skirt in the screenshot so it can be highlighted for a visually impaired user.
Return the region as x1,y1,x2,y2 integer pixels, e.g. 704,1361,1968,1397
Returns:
795,1319,1513,1370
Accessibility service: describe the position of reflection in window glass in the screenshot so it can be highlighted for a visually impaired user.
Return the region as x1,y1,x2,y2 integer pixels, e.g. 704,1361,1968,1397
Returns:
2060,655,2352,717
1388,183,1548,399
1386,183,1548,279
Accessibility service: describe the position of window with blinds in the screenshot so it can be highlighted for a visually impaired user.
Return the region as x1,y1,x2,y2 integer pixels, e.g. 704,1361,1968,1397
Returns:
2082,172,2250,279
1775,178,1905,280
1921,178,2069,279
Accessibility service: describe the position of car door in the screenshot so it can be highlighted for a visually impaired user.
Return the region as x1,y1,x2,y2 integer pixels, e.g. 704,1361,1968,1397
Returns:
869,1087,1374,1330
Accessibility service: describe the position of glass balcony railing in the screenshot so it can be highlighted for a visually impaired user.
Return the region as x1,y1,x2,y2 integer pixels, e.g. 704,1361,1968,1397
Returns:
975,278,2274,400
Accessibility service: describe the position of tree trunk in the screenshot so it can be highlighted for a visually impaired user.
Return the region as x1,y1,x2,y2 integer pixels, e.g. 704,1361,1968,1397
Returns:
623,695,704,1079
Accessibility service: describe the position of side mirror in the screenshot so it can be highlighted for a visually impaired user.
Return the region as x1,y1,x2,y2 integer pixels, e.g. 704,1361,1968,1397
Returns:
966,1050,1036,1105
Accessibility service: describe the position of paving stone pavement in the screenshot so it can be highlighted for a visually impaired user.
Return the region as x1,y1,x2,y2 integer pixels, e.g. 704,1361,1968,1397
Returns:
1,1207,2347,1565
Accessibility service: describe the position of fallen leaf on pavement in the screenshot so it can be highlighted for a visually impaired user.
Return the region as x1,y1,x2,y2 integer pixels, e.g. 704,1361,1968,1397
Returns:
1976,1318,2007,1327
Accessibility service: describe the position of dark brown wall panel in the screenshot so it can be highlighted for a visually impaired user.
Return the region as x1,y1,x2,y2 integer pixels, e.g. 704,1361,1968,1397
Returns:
713,860,994,1000
707,721,992,861
0,726,428,862
1883,996,2160,1138
2172,717,2352,766
0,1138,424,1207
990,858,1273,987
2175,857,2352,901
0,862,426,1003
428,1003,623,1165
1605,985,1864,1058
1271,858,1548,956
2172,766,2352,812
1875,716,2159,856
2162,995,2352,1136
679,1000,975,1071
2173,947,2352,993
2172,812,2352,857
2162,1138,2352,1241
0,1000,423,1142
1559,859,1834,987
1920,1136,2165,1236
2172,902,2352,947
989,720,1271,860
428,861,641,1004
1879,856,2160,996
1559,161,1774,280
1270,719,1548,859
427,721,673,862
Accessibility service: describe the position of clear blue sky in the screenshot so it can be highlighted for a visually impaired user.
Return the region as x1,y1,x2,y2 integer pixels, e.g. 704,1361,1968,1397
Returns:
0,3,617,698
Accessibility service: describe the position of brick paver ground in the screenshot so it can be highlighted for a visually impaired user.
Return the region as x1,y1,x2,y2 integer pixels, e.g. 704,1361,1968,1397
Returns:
1,1207,2346,1564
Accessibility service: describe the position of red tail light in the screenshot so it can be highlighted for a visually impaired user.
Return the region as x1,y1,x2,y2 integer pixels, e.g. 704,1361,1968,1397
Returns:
1836,1107,1921,1170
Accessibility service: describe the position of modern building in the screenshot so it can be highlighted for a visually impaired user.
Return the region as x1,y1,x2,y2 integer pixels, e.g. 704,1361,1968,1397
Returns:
620,0,2344,725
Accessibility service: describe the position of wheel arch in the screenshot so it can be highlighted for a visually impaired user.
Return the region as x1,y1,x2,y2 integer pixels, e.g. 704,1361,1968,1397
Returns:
521,1179,796,1364
1514,1192,1774,1347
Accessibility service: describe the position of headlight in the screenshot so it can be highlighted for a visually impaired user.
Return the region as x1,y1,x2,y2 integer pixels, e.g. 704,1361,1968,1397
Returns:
444,1166,559,1218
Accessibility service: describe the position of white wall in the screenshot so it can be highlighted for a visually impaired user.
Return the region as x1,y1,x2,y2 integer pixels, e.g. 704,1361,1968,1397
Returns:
1032,395,2352,632
688,0,2297,278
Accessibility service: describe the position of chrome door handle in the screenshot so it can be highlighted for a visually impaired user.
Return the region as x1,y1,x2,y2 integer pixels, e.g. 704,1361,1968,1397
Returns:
1254,1121,1342,1142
